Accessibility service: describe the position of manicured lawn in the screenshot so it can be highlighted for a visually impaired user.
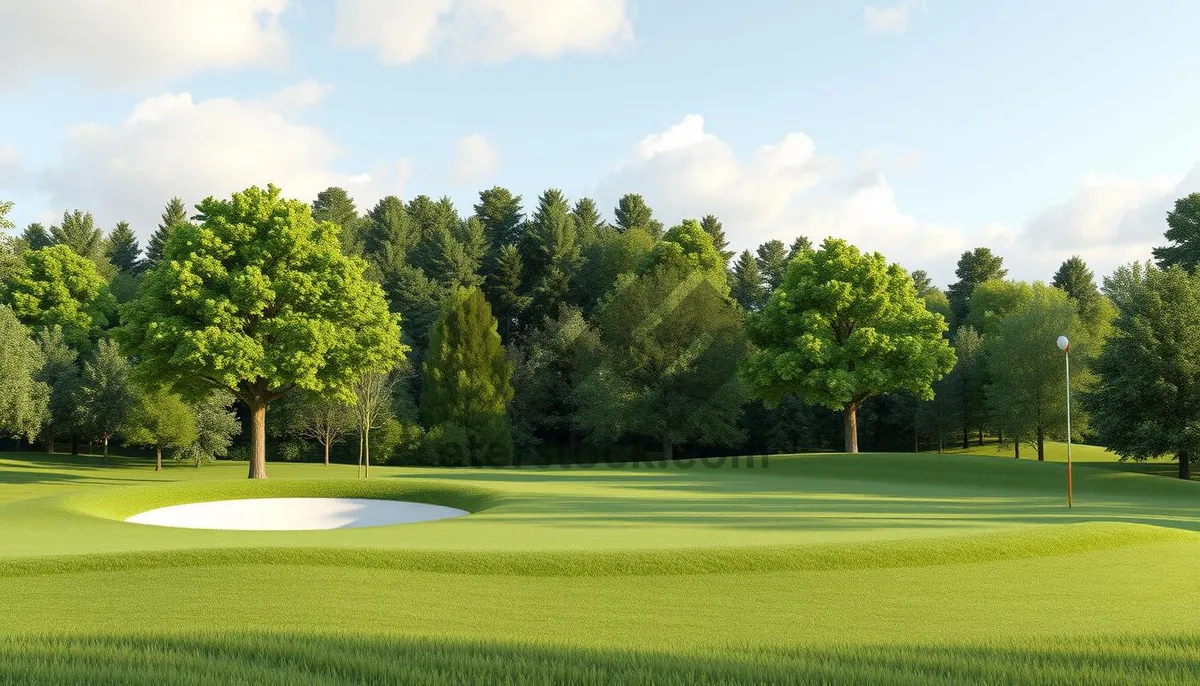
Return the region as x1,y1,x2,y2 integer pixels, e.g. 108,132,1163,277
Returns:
3,450,1200,683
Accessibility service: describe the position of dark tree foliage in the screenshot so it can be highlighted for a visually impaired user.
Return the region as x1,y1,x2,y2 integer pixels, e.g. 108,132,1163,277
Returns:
910,269,934,298
571,197,605,251
474,187,525,263
145,197,190,270
946,247,1007,327
50,210,104,261
754,239,790,291
699,215,733,266
105,221,141,274
22,223,51,250
614,193,664,238
788,236,814,260
1052,255,1101,320
1152,193,1200,272
311,186,361,255
730,250,767,311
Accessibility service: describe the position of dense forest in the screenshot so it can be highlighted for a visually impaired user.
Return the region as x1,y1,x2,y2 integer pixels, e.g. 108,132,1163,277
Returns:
3,187,1200,478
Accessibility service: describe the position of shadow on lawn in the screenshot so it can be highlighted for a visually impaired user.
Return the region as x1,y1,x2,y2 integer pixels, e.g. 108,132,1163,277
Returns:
2,630,1199,685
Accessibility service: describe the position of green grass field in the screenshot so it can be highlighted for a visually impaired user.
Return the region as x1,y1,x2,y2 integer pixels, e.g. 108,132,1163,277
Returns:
4,449,1200,684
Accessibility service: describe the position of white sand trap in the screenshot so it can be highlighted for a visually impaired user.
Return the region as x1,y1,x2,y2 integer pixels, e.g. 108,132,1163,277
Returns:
125,497,469,531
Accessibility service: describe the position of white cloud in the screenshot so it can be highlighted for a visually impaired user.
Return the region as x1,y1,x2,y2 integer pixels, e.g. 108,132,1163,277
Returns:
34,83,411,240
252,78,334,112
450,134,500,185
0,0,291,89
864,0,927,35
0,147,21,188
333,0,632,65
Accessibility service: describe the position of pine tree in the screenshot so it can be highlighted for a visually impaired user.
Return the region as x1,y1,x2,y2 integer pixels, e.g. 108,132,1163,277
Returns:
22,223,51,250
105,221,141,274
488,244,532,340
911,269,934,298
614,193,664,238
50,210,104,261
700,214,733,266
311,186,360,255
521,189,581,325
571,197,605,251
474,187,524,263
946,247,1007,326
788,236,814,259
362,195,416,265
730,250,767,310
755,239,790,290
420,287,514,465
145,197,189,270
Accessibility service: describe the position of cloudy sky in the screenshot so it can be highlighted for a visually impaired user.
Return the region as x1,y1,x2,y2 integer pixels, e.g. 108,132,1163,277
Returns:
2,0,1199,286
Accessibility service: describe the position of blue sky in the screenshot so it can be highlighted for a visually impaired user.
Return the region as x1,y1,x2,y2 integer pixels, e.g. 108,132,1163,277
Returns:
2,0,1199,285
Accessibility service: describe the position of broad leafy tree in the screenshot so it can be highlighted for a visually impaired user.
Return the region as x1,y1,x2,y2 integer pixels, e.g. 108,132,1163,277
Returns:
575,225,748,459
962,279,1033,338
75,339,135,463
178,391,240,467
125,384,197,471
0,306,49,441
2,244,114,348
742,238,956,453
573,227,655,315
946,326,986,449
420,287,514,465
32,327,81,453
1152,193,1200,271
1086,264,1200,478
946,247,1007,326
118,184,407,479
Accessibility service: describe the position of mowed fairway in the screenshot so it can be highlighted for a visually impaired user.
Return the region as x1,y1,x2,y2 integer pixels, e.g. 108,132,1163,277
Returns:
4,451,1200,684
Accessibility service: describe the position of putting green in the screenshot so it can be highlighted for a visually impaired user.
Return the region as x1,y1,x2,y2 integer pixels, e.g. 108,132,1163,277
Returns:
4,451,1200,684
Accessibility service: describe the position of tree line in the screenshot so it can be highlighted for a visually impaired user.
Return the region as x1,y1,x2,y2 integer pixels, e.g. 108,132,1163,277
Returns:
2,189,1200,478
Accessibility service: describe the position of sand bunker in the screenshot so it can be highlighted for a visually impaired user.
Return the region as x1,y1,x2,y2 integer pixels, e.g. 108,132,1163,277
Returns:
124,497,469,531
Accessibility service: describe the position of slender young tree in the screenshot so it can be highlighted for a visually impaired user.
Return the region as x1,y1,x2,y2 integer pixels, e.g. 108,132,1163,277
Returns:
118,184,407,479
75,339,135,463
125,385,197,471
294,393,355,466
742,238,956,453
0,306,49,442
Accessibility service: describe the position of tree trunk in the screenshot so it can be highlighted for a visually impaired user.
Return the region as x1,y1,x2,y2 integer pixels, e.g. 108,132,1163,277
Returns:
71,435,79,456
155,447,162,472
662,435,674,461
47,434,54,454
364,428,370,478
1014,441,1020,459
1180,450,1191,480
248,402,268,479
913,424,919,454
358,431,364,477
961,424,968,450
324,440,330,466
978,428,983,446
843,403,859,453
102,436,109,464
1036,426,1044,462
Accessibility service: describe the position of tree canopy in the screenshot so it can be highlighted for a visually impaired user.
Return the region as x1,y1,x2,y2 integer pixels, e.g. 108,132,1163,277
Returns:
2,244,114,348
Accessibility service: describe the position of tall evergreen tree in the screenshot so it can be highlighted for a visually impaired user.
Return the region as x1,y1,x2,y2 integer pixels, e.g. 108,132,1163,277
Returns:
788,236,814,259
312,186,361,255
487,243,531,341
474,187,524,261
362,195,416,265
145,197,189,270
22,223,51,250
105,221,141,274
509,304,593,461
730,249,767,311
1052,255,1102,321
946,247,1007,326
699,214,733,266
614,193,664,238
911,269,935,298
50,210,104,261
420,287,514,465
521,189,581,325
1152,193,1200,271
755,239,790,291
571,197,605,251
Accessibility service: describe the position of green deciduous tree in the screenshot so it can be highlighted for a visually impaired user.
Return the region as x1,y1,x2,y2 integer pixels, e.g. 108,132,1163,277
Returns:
1085,264,1200,478
145,197,190,270
755,239,790,291
420,287,514,465
573,227,655,315
982,284,1089,461
50,210,104,262
0,306,49,441
946,326,986,449
730,249,767,311
292,392,355,466
2,244,115,348
962,279,1033,338
125,384,197,471
178,391,240,467
1152,193,1200,272
742,238,956,453
32,327,81,453
118,184,407,479
575,228,748,459
105,221,142,274
75,339,135,463
946,247,1007,326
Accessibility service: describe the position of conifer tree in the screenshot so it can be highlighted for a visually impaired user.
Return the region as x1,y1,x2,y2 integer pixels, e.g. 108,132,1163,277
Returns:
105,221,141,274
420,287,514,465
488,243,531,340
571,197,605,251
700,214,733,266
474,187,524,265
145,197,189,270
755,239,790,291
614,193,664,238
1152,193,1200,271
50,210,104,261
521,189,581,324
22,223,51,250
730,249,767,311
